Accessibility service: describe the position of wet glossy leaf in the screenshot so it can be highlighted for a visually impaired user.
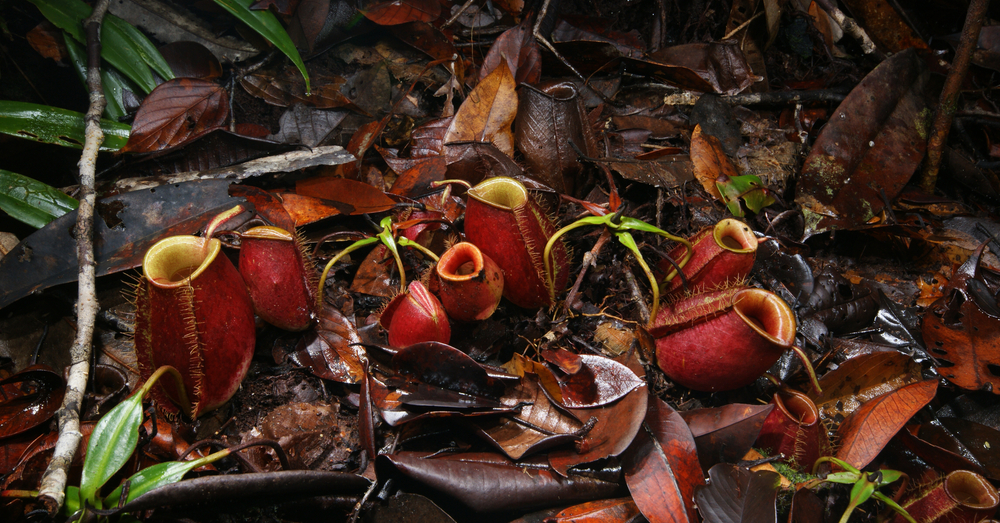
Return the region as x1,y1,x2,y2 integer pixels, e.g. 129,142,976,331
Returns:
552,354,644,409
228,185,296,231
695,463,780,523
121,79,229,154
0,101,130,151
809,351,923,422
79,388,144,506
795,48,930,237
680,404,773,474
362,0,440,25
937,417,1000,479
474,375,582,460
923,244,1000,393
835,379,938,469
214,0,309,93
63,35,128,120
0,169,78,229
0,180,246,309
0,366,65,438
277,304,365,384
622,394,703,523
549,384,648,476
443,59,517,157
377,451,622,513
159,41,223,80
546,497,641,522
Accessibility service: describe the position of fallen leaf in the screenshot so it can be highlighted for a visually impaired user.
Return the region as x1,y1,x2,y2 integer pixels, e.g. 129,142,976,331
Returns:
122,78,229,153
0,365,65,439
480,15,541,85
809,351,923,422
443,59,517,157
362,0,439,25
680,403,773,474
695,463,780,523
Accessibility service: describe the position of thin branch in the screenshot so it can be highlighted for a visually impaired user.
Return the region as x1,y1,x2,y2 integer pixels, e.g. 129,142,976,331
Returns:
918,0,991,194
37,0,108,514
812,0,884,59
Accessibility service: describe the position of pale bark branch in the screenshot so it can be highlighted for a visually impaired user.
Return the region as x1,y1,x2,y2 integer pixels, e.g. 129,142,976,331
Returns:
37,0,109,514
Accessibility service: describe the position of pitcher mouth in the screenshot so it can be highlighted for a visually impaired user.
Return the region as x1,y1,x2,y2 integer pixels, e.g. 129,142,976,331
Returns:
733,288,796,348
467,176,527,210
437,242,484,282
144,236,221,289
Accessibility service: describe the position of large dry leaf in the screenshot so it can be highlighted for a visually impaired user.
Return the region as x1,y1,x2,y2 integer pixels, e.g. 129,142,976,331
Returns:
622,394,704,523
443,60,517,157
923,244,1000,393
546,498,641,523
241,70,362,112
122,78,229,153
808,351,923,422
274,304,365,384
690,124,738,200
835,379,937,469
295,177,397,215
548,384,648,476
622,43,755,95
795,48,930,237
680,404,773,474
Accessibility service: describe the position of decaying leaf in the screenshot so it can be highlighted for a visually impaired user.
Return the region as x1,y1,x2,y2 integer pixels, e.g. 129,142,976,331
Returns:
122,78,229,154
443,59,517,157
809,351,923,422
835,379,937,469
695,463,780,523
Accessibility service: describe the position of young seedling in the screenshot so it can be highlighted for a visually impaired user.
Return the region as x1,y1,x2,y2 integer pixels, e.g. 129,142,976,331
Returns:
317,215,440,303
542,208,693,321
803,456,915,523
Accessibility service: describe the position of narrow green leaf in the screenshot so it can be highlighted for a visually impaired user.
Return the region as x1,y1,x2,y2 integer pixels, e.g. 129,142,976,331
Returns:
62,486,80,517
27,0,170,93
0,169,78,228
104,451,225,506
63,33,126,120
213,0,310,94
79,393,144,507
0,101,130,151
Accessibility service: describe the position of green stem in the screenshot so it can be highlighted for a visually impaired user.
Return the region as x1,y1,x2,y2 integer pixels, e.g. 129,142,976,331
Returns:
544,220,593,295
616,232,661,321
398,237,440,262
789,345,823,394
317,237,378,305
140,365,191,418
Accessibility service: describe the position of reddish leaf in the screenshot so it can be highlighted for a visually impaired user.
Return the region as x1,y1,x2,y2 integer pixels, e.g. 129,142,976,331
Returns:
275,304,365,384
835,379,938,469
122,78,229,153
695,463,780,523
443,141,523,186
480,15,541,85
551,354,644,409
923,244,1000,393
384,153,448,197
362,0,440,25
443,60,518,157
27,22,65,62
389,22,458,63
350,244,399,298
549,384,648,476
376,451,621,513
410,117,452,158
474,375,583,460
808,351,923,422
546,497,641,522
295,178,396,215
680,404,773,474
0,366,64,438
690,124,737,200
241,69,364,112
278,192,348,227
228,185,296,231
795,48,930,236
622,393,703,523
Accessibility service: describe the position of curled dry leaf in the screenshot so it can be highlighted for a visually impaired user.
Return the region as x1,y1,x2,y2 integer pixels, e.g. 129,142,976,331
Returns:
275,304,365,384
480,15,541,85
835,379,937,469
690,124,738,200
443,59,518,157
121,78,229,154
622,394,703,523
795,48,930,237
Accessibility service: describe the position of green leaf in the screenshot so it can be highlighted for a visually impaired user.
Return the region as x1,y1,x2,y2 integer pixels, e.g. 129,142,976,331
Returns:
62,486,80,517
0,101,130,151
213,0,309,94
104,452,223,507
0,169,79,228
63,33,127,121
27,0,171,93
717,174,775,217
79,392,144,508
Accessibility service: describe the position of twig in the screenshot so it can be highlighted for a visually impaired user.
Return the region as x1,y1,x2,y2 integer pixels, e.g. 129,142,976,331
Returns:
37,0,108,514
918,0,991,194
812,0,884,59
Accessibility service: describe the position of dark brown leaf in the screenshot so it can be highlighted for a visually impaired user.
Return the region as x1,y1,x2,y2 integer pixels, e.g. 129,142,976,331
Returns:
377,451,622,512
362,0,440,25
680,403,773,474
275,304,365,384
392,342,510,399
0,366,64,439
545,497,642,522
159,41,222,80
808,351,923,422
695,463,780,523
295,177,397,215
622,43,755,95
549,384,648,476
480,15,541,85
552,354,644,409
795,48,930,236
122,78,229,153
